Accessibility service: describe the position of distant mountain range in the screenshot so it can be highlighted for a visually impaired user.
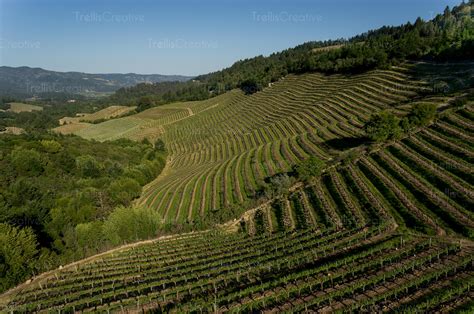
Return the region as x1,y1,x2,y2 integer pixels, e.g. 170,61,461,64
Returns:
0,66,192,99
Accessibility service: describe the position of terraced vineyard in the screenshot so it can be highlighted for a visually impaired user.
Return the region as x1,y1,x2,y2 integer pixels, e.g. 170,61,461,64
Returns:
2,221,472,312
240,105,474,241
61,63,455,223
2,63,473,312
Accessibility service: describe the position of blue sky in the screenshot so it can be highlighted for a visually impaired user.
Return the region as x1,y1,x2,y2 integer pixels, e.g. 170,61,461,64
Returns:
0,0,462,76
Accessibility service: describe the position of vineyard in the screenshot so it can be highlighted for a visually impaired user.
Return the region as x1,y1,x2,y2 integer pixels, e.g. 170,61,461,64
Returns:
240,105,474,240
1,222,472,312
56,105,136,127
1,61,473,312
58,63,459,223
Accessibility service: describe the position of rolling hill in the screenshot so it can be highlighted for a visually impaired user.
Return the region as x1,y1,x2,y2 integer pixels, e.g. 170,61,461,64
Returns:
0,66,192,99
55,62,473,226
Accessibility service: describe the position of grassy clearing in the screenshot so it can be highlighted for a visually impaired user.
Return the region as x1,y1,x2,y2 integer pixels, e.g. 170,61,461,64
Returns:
7,102,43,113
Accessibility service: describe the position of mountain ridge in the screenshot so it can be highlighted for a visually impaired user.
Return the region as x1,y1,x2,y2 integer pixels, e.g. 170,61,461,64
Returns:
0,66,193,99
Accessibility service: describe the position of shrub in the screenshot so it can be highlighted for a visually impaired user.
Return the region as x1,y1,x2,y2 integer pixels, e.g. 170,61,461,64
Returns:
408,103,437,127
108,177,141,206
364,111,402,142
75,155,102,178
294,156,326,181
10,148,44,175
102,206,162,246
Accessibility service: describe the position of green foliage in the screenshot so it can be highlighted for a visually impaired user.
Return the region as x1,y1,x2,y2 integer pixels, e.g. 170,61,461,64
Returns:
109,81,210,107
401,103,438,133
264,174,294,199
106,2,473,106
154,138,166,152
408,103,437,127
40,140,62,153
136,96,155,112
0,133,167,291
0,99,109,131
75,155,102,178
366,103,438,142
75,221,105,256
239,78,262,95
364,111,402,142
294,156,326,181
102,206,162,246
0,223,38,291
10,148,44,175
108,177,141,206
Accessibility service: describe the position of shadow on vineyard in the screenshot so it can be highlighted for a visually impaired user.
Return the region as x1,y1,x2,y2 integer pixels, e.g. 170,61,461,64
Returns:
322,136,370,151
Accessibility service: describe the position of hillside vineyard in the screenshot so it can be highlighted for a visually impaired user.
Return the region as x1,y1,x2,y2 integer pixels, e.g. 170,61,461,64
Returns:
59,63,470,224
0,62,462,311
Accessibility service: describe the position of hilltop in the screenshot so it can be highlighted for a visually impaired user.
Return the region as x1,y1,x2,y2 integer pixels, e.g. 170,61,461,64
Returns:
0,66,192,99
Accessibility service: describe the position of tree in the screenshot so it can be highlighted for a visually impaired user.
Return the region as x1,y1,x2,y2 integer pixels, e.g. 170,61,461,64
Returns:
10,148,44,176
75,221,104,256
75,155,101,178
364,111,402,142
294,156,326,181
239,78,261,94
264,174,293,199
0,224,38,292
408,103,437,127
154,138,166,152
40,140,62,153
102,206,162,245
107,177,141,206
136,96,155,112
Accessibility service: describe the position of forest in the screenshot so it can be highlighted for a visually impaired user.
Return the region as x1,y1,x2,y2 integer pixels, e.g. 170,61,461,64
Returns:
0,134,166,291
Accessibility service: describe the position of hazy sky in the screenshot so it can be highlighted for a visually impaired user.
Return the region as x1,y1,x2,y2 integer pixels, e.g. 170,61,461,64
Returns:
0,0,461,76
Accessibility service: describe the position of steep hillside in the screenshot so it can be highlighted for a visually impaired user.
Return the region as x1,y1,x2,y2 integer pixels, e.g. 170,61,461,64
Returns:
2,100,473,313
60,62,473,226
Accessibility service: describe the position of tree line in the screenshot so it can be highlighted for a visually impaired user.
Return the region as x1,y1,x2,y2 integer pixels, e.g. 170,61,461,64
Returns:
107,2,473,108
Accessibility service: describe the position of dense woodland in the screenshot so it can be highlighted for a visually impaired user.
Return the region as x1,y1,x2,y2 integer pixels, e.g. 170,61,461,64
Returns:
109,3,473,107
0,135,165,291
